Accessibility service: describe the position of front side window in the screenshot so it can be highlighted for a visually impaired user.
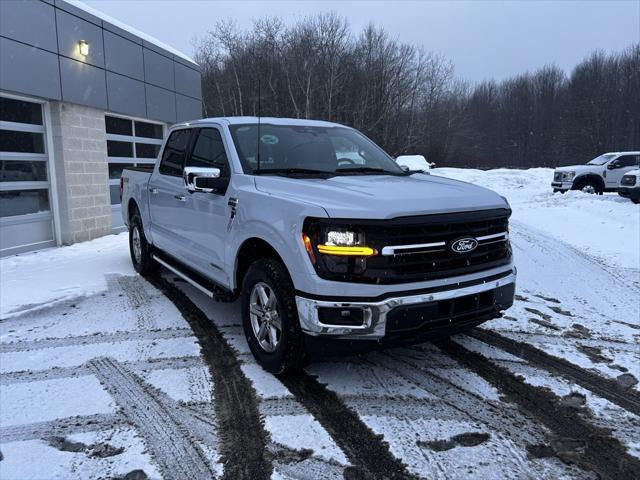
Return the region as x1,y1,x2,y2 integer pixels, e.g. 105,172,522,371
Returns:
616,155,639,167
159,129,191,177
229,124,405,177
187,128,230,176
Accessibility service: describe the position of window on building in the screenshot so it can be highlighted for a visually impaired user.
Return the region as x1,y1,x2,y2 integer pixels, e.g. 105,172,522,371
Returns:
0,97,43,125
0,96,51,220
104,115,165,206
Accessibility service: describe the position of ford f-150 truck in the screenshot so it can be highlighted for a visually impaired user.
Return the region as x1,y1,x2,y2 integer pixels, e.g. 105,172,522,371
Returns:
121,117,516,373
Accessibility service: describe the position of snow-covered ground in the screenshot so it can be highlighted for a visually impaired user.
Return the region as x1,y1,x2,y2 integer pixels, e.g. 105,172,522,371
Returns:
433,167,640,269
1,168,638,479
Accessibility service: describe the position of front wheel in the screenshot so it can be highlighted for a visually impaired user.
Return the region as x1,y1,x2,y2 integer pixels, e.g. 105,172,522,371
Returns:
241,259,306,374
575,179,602,195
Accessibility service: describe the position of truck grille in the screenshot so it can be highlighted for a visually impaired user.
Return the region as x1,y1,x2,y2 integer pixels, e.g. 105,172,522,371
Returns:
317,208,512,284
554,172,563,182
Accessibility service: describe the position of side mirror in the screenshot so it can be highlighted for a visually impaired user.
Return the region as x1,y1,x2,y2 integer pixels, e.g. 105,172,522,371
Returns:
607,162,620,170
183,167,225,193
395,155,430,172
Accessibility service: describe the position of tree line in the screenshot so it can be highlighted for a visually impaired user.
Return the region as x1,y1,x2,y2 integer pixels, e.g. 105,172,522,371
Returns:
195,14,639,168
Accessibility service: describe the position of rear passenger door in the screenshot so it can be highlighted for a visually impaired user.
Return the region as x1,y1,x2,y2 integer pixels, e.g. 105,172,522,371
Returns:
181,127,232,285
147,128,192,258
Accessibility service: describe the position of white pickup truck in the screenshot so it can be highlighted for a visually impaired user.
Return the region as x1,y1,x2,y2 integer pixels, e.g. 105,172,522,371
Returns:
552,152,640,194
618,169,640,204
120,117,516,373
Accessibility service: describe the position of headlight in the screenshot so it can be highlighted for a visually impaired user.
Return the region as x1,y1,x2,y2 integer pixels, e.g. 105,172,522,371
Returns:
317,229,376,256
561,171,575,181
302,219,377,279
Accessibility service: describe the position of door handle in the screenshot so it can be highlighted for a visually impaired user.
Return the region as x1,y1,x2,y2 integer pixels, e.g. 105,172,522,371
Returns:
174,194,186,202
149,187,159,194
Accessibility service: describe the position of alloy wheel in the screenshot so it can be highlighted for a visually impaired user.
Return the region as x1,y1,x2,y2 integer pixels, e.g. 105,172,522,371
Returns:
132,226,142,263
249,282,282,353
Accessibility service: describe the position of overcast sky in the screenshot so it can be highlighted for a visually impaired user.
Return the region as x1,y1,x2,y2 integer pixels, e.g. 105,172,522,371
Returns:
85,0,639,82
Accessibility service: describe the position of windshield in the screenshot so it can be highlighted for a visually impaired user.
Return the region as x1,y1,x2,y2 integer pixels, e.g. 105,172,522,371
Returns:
587,154,616,165
229,124,405,176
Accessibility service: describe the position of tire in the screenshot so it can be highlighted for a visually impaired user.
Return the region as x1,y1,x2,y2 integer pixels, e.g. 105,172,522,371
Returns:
575,178,602,195
241,258,306,374
129,209,157,275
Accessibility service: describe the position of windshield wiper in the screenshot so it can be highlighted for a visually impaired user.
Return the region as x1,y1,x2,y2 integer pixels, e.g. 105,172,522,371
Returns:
335,166,409,176
255,168,335,177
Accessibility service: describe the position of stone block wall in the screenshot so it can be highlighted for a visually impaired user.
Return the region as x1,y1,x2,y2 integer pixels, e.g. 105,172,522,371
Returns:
49,102,112,244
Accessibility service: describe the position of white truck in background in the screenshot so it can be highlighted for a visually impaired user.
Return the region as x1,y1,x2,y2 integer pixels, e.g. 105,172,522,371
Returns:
552,152,640,194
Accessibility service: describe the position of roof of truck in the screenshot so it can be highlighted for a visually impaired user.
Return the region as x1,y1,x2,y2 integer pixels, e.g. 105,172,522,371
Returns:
183,117,346,128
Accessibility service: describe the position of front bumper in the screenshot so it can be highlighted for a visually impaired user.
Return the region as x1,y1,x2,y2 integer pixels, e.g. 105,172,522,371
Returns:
618,186,639,198
551,181,572,191
295,269,516,339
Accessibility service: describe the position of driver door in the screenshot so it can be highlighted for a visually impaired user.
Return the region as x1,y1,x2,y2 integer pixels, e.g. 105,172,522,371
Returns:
606,154,640,187
179,127,232,286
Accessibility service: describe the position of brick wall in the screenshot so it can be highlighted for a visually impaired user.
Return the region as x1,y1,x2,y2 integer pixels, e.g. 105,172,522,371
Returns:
49,102,112,244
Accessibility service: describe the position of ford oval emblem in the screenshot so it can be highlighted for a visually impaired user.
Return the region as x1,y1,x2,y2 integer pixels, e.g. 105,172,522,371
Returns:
451,237,478,254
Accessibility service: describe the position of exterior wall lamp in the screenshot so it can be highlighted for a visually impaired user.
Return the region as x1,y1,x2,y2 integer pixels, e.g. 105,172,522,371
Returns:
78,40,89,57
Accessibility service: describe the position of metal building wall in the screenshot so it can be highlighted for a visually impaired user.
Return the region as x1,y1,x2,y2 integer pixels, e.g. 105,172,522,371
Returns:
0,0,202,123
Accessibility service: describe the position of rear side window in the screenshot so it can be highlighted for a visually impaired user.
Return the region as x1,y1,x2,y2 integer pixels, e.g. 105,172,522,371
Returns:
616,155,639,167
187,128,230,176
159,129,191,176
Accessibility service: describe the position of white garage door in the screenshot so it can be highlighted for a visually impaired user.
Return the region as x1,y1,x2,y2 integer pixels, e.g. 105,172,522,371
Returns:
0,94,55,256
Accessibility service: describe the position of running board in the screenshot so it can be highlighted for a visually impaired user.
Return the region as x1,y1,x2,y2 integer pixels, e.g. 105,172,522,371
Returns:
151,252,234,302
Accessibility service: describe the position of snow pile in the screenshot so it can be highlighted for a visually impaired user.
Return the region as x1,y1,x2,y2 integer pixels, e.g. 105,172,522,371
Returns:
396,155,431,171
432,167,640,269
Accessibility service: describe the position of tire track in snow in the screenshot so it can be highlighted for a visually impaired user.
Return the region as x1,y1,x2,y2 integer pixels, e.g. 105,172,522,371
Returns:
371,351,545,447
259,395,463,421
113,275,158,330
363,351,554,478
438,338,640,480
487,330,639,353
147,274,272,480
467,329,640,416
88,357,215,480
279,371,417,479
0,355,203,385
0,413,129,443
0,328,192,353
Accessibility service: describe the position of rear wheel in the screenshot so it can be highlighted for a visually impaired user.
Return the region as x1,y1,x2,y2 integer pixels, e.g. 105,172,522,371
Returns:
129,210,157,275
241,259,306,374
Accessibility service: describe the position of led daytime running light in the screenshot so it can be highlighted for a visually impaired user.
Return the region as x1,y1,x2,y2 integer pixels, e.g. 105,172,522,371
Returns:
317,245,377,256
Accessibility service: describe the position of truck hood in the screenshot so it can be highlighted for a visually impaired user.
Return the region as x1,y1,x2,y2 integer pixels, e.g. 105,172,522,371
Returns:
254,173,508,219
554,164,603,174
